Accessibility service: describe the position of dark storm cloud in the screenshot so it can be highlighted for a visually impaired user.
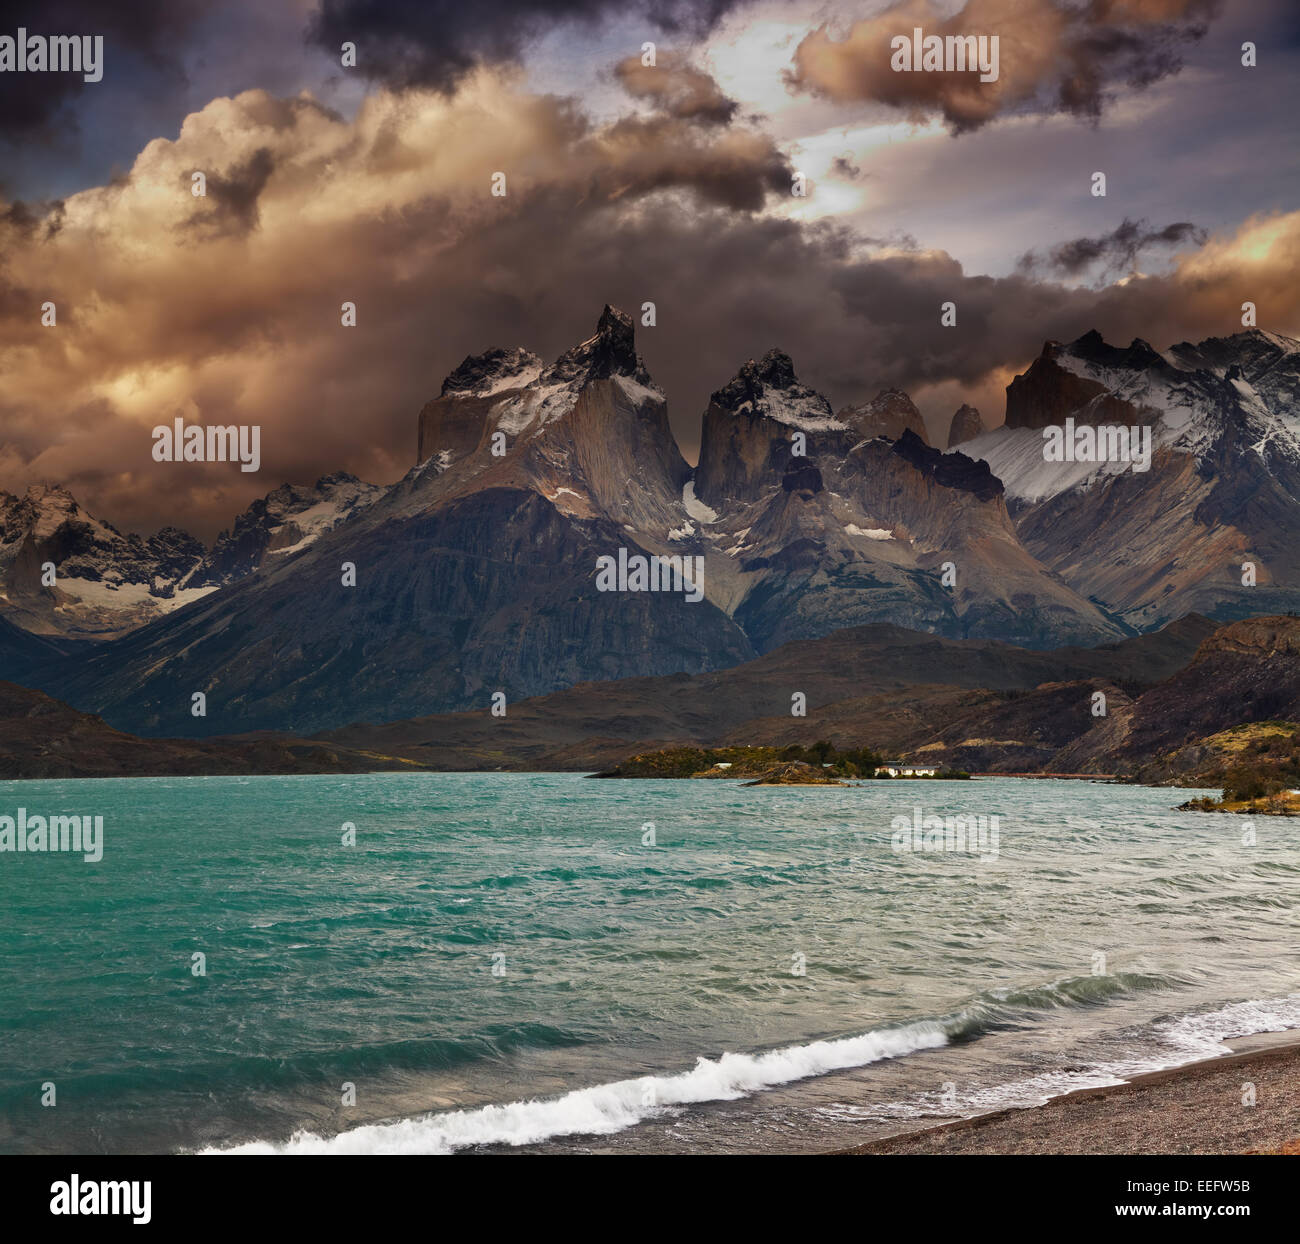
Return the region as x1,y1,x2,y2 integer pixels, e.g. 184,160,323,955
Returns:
183,147,277,238
2,41,1295,538
1055,2,1219,120
0,197,63,238
306,0,754,92
787,0,1224,133
0,0,207,137
1017,218,1207,278
614,53,738,125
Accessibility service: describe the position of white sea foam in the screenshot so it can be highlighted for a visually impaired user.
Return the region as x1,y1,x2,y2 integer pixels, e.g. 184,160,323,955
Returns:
870,994,1300,1124
202,1021,948,1155
1156,993,1300,1058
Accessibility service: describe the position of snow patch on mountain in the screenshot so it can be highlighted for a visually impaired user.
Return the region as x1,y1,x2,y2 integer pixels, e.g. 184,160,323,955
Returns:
741,387,846,432
615,374,665,406
682,480,718,524
53,577,217,611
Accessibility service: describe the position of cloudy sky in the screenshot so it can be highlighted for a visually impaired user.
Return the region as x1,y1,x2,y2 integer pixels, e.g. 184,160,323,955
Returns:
2,0,1297,538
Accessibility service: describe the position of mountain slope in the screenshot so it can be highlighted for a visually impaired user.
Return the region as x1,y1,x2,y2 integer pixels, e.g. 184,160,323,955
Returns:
308,614,1215,771
0,613,1220,774
889,615,1300,776
692,349,1125,650
959,329,1300,628
0,681,432,779
199,473,382,584
0,475,384,639
0,486,211,638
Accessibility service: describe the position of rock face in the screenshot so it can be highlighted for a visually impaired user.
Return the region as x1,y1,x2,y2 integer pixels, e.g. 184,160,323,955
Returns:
417,346,542,463
691,348,1122,654
946,403,984,448
890,429,1002,502
694,348,845,506
959,327,1300,629
0,476,383,638
0,486,210,638
1003,337,1142,430
837,388,929,444
199,473,382,584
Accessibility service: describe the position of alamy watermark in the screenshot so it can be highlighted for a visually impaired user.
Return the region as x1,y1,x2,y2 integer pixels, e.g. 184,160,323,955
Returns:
0,29,102,82
891,28,999,83
1042,417,1152,473
50,1176,150,1224
595,548,704,603
891,805,999,863
152,419,261,472
0,810,103,862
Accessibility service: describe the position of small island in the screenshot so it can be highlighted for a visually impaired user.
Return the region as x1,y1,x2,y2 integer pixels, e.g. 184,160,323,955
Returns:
590,742,971,784
1179,790,1300,816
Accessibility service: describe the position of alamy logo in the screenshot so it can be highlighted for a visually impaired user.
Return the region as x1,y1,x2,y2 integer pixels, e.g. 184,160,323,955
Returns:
595,548,704,603
0,810,103,862
891,27,999,83
50,1175,151,1224
0,29,103,82
152,419,261,473
1042,417,1152,473
890,805,999,863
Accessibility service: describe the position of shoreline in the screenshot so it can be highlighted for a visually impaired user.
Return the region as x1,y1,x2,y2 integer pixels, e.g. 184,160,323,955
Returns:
833,1033,1300,1155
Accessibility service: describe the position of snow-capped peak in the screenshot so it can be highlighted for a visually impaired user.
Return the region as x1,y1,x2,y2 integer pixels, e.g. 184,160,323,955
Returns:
439,346,544,399
709,348,845,432
959,326,1300,504
488,305,660,437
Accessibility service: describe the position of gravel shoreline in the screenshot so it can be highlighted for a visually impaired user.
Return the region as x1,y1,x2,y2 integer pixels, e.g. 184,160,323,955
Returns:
835,1034,1300,1155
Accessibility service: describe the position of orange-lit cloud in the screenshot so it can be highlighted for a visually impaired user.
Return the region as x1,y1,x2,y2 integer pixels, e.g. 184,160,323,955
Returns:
0,56,1292,540
786,0,1220,132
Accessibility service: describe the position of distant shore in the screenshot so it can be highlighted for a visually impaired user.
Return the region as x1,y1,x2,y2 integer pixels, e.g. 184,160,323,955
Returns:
836,1033,1300,1155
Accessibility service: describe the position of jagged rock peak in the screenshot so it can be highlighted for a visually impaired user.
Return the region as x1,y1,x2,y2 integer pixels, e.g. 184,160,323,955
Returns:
947,403,984,448
440,346,543,398
710,348,835,424
5,485,107,535
22,483,78,506
838,387,928,444
890,428,1003,502
314,470,367,489
1064,329,1172,373
550,304,651,386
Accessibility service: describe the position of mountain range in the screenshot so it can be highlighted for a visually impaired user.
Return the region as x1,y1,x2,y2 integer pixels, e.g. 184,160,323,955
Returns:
0,473,380,639
2,307,1297,740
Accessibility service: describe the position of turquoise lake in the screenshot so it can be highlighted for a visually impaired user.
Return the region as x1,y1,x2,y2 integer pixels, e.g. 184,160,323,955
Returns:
1,772,1297,1154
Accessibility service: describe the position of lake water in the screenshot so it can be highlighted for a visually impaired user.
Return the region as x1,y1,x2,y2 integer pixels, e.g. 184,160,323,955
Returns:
1,772,1297,1154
